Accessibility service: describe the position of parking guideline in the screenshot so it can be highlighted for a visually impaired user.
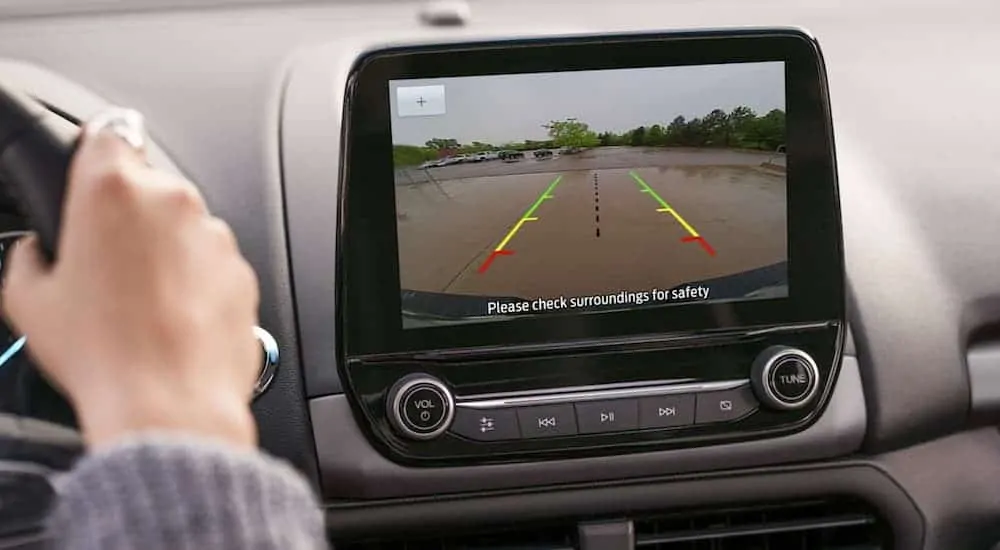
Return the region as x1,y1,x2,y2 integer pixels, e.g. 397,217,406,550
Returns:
629,170,715,256
495,174,562,251
628,170,700,237
478,174,563,273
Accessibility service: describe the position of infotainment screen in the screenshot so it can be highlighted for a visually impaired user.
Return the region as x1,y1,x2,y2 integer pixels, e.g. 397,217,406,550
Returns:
340,30,842,355
390,63,787,328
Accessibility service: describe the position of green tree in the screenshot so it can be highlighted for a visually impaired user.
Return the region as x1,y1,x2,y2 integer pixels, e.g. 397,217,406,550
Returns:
757,109,786,150
728,106,757,148
702,109,729,146
646,124,666,146
523,139,556,150
579,105,785,152
543,118,600,148
629,126,647,146
665,116,687,146
459,141,499,154
740,109,785,150
683,118,705,146
602,132,627,146
393,145,438,167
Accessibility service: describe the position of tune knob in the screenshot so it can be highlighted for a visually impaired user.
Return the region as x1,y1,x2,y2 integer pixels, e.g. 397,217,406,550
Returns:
751,346,820,410
386,375,455,440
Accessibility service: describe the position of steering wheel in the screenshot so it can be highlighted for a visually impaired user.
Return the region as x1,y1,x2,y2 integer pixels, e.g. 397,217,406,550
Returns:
0,84,280,543
0,84,89,542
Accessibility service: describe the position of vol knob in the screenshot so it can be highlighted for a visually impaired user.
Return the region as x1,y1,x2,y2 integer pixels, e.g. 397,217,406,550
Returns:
751,346,820,410
386,375,454,440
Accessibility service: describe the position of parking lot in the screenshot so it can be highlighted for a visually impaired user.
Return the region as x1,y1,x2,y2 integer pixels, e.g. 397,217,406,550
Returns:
395,147,787,302
395,146,784,184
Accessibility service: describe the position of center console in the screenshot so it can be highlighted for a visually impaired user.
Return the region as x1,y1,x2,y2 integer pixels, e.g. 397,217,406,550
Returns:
358,324,840,464
337,28,843,465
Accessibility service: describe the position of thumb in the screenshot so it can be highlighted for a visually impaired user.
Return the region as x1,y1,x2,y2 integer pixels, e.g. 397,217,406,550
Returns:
1,234,50,331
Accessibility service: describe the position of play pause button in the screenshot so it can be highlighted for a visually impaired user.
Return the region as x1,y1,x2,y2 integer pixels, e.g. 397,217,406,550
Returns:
575,400,638,434
638,394,696,429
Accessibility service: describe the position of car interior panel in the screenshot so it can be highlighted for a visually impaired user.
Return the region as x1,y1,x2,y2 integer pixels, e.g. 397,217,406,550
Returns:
0,0,998,548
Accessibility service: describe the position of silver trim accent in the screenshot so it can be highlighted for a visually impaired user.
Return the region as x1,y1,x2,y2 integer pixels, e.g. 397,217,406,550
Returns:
458,378,698,401
388,376,455,440
744,321,835,337
411,321,836,363
759,348,819,410
456,380,748,410
252,326,280,398
0,230,29,241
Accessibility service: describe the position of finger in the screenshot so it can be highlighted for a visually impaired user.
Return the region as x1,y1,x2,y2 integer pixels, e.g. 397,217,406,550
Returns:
64,109,151,217
70,108,149,183
67,108,208,219
147,170,210,215
1,235,48,329
4,234,47,287
204,216,240,252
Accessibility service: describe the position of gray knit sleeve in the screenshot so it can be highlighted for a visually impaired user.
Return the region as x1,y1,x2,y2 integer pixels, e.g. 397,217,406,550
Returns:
47,435,327,550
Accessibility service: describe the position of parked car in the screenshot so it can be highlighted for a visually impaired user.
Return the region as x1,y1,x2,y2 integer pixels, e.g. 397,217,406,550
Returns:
501,151,525,162
533,149,554,159
473,151,500,162
436,156,463,166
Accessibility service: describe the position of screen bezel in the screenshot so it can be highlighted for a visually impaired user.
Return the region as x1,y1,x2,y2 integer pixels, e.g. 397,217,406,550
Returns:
340,29,843,357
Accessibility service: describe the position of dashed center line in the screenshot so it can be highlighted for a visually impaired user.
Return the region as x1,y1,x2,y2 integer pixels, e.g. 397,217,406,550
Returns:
593,172,601,238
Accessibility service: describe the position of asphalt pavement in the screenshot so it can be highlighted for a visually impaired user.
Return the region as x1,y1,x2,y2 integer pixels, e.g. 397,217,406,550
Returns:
395,147,787,311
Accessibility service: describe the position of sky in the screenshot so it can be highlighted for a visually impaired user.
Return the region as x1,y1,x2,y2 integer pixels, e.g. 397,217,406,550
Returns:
389,61,784,147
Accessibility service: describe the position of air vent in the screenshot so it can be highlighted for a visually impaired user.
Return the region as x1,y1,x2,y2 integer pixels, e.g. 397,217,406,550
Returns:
634,499,890,549
336,499,888,550
337,521,577,550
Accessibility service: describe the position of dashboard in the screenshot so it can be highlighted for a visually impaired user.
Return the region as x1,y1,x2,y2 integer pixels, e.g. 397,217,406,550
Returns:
1,0,1000,548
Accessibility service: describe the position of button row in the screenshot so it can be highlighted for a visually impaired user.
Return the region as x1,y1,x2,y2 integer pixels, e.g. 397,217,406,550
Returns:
450,385,757,442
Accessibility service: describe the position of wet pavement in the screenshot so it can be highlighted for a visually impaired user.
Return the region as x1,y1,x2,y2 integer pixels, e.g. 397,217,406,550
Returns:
395,147,787,310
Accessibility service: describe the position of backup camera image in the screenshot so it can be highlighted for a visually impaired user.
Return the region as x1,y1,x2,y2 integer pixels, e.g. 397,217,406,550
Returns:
390,62,788,328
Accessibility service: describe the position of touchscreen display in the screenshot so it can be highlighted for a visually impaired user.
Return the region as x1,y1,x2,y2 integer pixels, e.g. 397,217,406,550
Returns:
390,62,787,328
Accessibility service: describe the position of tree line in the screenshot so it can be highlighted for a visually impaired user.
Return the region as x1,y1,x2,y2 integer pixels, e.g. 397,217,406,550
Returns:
393,106,785,167
595,107,785,150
